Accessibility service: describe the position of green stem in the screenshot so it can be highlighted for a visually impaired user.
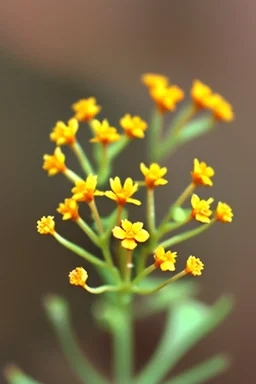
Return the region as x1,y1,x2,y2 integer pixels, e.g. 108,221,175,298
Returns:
164,354,230,384
44,295,109,384
125,249,133,283
85,284,123,294
111,298,133,384
72,141,94,175
133,270,186,295
108,136,130,160
64,168,82,183
89,200,103,234
158,217,192,239
159,220,215,249
147,188,156,234
132,264,156,287
4,365,41,384
53,231,106,269
76,217,99,245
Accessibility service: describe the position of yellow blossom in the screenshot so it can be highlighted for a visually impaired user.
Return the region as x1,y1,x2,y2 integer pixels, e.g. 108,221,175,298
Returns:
69,267,88,288
37,216,55,235
90,119,121,146
57,198,79,221
185,256,204,276
72,174,103,203
150,84,184,113
216,202,233,223
105,177,141,206
154,246,177,272
140,163,168,189
191,194,213,223
43,147,66,176
50,118,79,146
205,93,234,122
120,114,148,139
191,80,213,109
72,98,101,122
112,219,149,250
141,73,169,89
191,158,215,186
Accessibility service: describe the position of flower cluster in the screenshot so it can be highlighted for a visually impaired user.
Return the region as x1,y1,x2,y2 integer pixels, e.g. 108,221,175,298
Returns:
37,73,234,298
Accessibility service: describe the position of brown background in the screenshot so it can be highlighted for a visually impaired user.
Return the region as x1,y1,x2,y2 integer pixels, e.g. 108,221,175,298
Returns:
0,1,254,383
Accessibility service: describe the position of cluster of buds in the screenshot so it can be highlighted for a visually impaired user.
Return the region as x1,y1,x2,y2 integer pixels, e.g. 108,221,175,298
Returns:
37,74,234,296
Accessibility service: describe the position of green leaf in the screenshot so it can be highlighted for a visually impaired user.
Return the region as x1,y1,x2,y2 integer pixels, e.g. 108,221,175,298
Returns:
4,365,41,384
135,295,233,384
164,354,231,384
172,207,191,222
177,116,214,145
43,295,109,384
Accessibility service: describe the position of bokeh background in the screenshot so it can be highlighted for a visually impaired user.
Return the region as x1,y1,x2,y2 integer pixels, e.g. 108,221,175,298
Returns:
0,1,254,383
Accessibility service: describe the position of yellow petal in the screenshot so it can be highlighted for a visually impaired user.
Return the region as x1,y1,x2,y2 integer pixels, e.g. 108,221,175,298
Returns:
121,239,137,250
191,194,200,208
105,191,118,201
112,226,126,239
140,163,149,176
110,177,122,193
127,198,141,206
121,219,133,231
134,229,150,243
132,222,143,233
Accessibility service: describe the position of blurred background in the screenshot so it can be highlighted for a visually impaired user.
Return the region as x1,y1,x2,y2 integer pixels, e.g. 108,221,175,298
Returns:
0,0,254,382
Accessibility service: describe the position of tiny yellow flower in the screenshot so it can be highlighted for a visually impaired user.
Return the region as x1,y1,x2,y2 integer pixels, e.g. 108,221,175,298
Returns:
105,177,141,206
69,267,88,288
141,73,169,89
50,118,79,146
154,246,177,272
191,158,215,187
43,147,66,176
191,194,213,223
205,94,234,122
150,85,185,113
216,202,233,223
72,174,104,203
185,256,204,276
37,216,55,235
112,219,149,250
72,98,101,122
57,198,79,221
140,163,168,189
90,119,121,146
120,114,148,139
191,80,213,109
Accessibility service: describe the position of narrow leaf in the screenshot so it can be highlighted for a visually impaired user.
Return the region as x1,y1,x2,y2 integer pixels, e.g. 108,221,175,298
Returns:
4,365,42,384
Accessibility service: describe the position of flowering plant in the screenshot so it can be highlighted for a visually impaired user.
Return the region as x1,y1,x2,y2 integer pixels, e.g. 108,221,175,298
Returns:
5,75,234,384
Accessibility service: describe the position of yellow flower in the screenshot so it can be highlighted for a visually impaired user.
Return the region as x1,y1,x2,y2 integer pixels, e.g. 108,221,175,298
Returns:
191,80,213,109
150,84,184,113
90,119,121,146
140,163,168,189
154,246,177,272
205,94,234,122
72,174,104,202
37,216,55,235
191,158,215,186
112,219,149,250
105,177,141,206
120,114,148,139
141,73,169,89
57,198,79,221
50,118,79,146
191,194,213,223
43,147,66,176
69,267,88,288
72,98,101,122
185,256,204,276
216,202,233,223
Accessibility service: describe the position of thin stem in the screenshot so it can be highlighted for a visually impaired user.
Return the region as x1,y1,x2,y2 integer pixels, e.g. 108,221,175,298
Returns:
133,270,186,295
171,103,197,136
108,136,130,161
76,217,99,245
98,144,111,186
159,219,215,249
85,284,122,295
53,231,106,269
64,168,82,183
116,205,123,225
101,242,114,267
125,249,133,283
147,188,156,234
89,200,103,234
158,216,192,239
71,141,94,175
131,264,156,287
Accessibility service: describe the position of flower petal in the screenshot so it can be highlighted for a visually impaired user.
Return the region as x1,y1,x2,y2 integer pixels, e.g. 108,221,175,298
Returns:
140,163,149,176
121,219,133,231
127,198,141,206
105,191,118,201
121,239,137,250
134,229,150,243
112,226,126,239
132,222,143,232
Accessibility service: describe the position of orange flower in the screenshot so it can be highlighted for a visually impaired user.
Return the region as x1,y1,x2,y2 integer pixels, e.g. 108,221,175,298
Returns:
72,174,103,203
191,158,215,186
191,194,213,223
69,267,88,287
150,85,184,113
205,94,234,122
112,219,149,250
185,256,204,276
191,80,213,109
105,177,141,206
37,216,55,235
57,198,79,221
43,147,66,176
140,163,168,189
50,118,78,146
216,202,233,223
120,114,147,139
141,73,169,89
72,98,101,122
154,246,177,272
90,119,121,146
